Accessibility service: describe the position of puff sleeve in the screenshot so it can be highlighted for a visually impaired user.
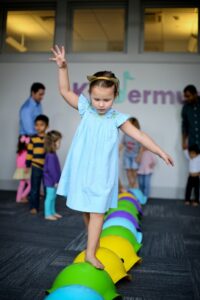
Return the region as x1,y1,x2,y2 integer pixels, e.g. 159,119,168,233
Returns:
114,111,130,128
78,94,90,117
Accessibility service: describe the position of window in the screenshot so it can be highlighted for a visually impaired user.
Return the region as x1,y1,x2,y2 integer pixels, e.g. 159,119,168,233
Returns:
144,7,198,53
4,10,55,53
71,7,126,52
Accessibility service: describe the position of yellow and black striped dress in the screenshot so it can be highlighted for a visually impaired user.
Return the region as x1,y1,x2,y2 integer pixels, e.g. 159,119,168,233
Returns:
26,135,45,169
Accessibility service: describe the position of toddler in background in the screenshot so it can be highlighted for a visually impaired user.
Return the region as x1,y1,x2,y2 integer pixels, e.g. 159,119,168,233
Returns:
137,147,156,198
26,114,49,214
120,117,141,188
43,130,62,220
13,135,31,203
184,145,200,206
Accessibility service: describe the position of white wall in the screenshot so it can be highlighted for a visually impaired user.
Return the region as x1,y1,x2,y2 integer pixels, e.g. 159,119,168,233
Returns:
0,61,199,199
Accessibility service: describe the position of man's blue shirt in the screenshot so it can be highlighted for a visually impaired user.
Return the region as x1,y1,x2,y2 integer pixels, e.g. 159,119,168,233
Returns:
19,97,42,135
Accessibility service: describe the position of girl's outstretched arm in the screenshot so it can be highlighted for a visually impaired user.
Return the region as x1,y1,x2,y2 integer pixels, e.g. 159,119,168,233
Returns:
120,121,174,166
50,45,78,109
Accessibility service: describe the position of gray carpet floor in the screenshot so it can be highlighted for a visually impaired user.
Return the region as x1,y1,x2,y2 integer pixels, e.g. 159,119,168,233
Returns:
0,190,200,300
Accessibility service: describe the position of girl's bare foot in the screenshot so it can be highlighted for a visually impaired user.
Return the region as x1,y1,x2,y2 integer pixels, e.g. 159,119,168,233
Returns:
45,215,57,221
85,254,104,269
54,213,62,218
119,187,127,193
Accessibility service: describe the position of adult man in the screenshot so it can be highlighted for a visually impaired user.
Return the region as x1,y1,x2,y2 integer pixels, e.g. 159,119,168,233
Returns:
19,82,45,135
181,85,200,149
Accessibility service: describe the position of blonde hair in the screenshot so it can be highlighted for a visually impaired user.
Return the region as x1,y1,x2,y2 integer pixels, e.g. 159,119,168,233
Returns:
44,130,62,153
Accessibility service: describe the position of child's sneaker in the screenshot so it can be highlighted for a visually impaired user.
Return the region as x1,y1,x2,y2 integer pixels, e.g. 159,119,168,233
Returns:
184,200,190,205
30,208,38,215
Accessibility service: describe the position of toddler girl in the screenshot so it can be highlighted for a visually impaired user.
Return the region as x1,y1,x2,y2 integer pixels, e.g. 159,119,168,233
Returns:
50,45,174,269
44,130,62,220
13,135,31,203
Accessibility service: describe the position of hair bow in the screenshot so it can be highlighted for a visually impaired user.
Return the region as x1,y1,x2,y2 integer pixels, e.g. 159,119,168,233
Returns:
20,136,30,144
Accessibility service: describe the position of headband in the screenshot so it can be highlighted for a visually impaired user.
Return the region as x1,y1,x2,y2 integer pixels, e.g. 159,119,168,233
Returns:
87,75,119,85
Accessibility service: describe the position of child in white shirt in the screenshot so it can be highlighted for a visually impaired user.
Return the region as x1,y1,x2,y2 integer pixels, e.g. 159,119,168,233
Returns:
184,145,200,206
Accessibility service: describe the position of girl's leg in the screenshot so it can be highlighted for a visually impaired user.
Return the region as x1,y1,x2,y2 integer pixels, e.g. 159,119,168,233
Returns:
51,188,62,218
44,187,57,220
85,213,104,269
50,188,56,215
132,170,139,188
127,169,138,188
119,179,126,193
21,179,31,200
44,187,52,217
127,169,134,187
83,213,100,249
16,180,26,202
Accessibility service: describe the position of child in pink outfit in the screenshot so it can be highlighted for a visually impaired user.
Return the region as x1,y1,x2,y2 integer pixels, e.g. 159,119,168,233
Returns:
13,135,31,203
137,147,156,197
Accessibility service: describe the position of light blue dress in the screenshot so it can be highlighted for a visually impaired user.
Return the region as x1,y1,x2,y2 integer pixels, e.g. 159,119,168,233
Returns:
57,94,129,213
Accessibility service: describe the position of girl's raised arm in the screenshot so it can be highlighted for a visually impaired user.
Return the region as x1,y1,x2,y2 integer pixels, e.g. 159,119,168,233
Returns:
50,45,78,109
120,121,174,166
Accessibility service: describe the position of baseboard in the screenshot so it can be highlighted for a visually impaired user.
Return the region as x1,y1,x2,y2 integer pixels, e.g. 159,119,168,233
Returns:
0,180,18,191
0,180,185,200
150,186,184,199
